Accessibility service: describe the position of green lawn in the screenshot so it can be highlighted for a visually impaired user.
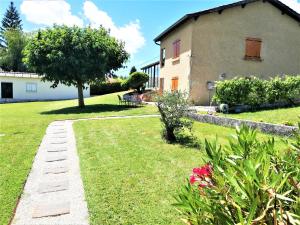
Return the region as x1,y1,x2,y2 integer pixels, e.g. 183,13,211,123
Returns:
74,117,286,225
0,92,157,225
201,106,300,126
0,92,292,224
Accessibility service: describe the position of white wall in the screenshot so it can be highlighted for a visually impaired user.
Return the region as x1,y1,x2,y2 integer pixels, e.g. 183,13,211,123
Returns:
0,76,90,101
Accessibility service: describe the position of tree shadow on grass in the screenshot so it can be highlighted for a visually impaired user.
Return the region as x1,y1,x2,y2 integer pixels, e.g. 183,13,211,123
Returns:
40,104,138,115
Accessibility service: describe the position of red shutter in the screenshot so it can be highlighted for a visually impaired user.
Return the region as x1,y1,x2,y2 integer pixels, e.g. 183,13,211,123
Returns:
173,40,180,58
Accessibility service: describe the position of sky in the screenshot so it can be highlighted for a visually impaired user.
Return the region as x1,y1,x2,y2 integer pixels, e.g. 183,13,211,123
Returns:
0,0,299,76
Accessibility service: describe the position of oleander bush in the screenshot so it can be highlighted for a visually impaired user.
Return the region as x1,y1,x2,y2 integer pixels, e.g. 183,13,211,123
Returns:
174,125,300,225
213,75,300,107
156,91,194,143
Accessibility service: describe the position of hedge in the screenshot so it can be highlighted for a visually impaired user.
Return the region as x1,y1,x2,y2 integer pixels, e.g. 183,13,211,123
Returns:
90,81,128,95
213,75,300,107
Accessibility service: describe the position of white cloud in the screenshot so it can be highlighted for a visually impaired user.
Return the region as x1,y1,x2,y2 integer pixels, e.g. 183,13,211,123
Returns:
279,0,300,13
83,1,145,55
20,0,83,27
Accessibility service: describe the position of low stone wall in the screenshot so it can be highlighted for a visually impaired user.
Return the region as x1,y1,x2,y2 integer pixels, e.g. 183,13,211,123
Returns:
187,112,298,137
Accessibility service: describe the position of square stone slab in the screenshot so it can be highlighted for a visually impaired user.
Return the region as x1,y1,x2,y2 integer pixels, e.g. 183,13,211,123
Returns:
38,180,69,193
32,202,70,218
50,141,67,145
47,148,67,152
44,166,69,174
45,155,67,162
50,135,67,139
50,131,67,135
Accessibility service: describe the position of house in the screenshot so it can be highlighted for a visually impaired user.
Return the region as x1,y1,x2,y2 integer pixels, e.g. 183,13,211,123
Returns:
0,72,90,102
154,0,300,105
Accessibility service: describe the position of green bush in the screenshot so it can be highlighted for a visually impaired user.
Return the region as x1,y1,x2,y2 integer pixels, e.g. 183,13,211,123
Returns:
213,75,300,107
90,80,128,95
174,125,300,225
156,91,193,143
122,71,149,93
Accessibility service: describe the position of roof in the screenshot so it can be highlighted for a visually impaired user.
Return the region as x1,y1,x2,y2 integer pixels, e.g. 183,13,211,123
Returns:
0,71,41,79
154,0,300,42
140,61,160,70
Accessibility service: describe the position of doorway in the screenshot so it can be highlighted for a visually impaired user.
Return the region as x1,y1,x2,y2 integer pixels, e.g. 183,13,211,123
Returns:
1,82,13,98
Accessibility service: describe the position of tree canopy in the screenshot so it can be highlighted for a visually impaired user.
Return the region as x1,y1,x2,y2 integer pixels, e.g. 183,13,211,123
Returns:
0,29,27,72
123,71,149,93
0,1,22,47
24,25,129,107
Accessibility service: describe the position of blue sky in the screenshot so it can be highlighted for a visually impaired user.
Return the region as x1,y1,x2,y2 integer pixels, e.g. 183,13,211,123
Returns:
1,0,299,75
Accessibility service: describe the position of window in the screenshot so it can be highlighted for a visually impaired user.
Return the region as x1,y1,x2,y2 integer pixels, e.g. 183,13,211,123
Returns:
172,39,181,58
245,37,262,60
26,83,37,92
160,48,166,67
171,77,178,91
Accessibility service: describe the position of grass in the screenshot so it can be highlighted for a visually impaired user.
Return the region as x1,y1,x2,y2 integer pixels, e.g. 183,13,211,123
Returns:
0,92,292,224
200,106,300,126
0,92,157,225
74,117,286,225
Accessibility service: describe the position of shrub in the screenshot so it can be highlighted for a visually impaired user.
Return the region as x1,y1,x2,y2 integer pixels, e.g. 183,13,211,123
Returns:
123,72,149,93
90,80,128,95
156,91,193,143
174,125,300,224
213,75,300,107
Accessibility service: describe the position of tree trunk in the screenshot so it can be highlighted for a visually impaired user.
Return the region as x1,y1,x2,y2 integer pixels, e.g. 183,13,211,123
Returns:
165,127,176,143
77,80,85,108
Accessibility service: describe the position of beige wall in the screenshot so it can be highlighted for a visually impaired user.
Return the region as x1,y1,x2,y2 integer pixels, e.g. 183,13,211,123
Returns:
159,1,300,105
159,20,193,93
190,1,300,105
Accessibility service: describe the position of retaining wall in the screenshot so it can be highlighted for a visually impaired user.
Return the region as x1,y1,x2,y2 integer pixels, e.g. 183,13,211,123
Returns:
187,113,298,136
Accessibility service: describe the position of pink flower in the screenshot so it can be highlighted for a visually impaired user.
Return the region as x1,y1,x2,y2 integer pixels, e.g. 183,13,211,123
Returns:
189,175,199,184
192,164,212,177
190,163,214,189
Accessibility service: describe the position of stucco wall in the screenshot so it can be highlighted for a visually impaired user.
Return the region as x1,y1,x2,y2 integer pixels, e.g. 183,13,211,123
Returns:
190,1,300,105
159,20,193,93
0,76,90,101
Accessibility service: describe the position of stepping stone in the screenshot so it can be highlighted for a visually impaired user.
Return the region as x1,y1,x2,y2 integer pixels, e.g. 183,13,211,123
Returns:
50,131,66,134
47,148,67,152
44,166,69,174
45,155,67,162
50,140,67,144
32,202,70,218
50,135,67,139
38,180,69,193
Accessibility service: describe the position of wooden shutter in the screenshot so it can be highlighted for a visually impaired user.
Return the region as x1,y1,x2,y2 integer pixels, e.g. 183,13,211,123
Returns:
245,38,262,59
171,77,178,91
172,40,180,58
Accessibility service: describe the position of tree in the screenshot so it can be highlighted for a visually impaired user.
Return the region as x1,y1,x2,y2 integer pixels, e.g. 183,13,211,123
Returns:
24,25,129,108
0,29,27,71
122,71,149,93
129,66,137,75
0,2,22,47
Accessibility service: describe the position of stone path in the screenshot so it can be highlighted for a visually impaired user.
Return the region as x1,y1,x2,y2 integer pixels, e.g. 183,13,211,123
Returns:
11,114,160,225
12,120,89,225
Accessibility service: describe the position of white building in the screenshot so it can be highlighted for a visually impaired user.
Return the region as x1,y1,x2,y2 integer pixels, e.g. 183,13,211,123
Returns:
0,72,90,102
